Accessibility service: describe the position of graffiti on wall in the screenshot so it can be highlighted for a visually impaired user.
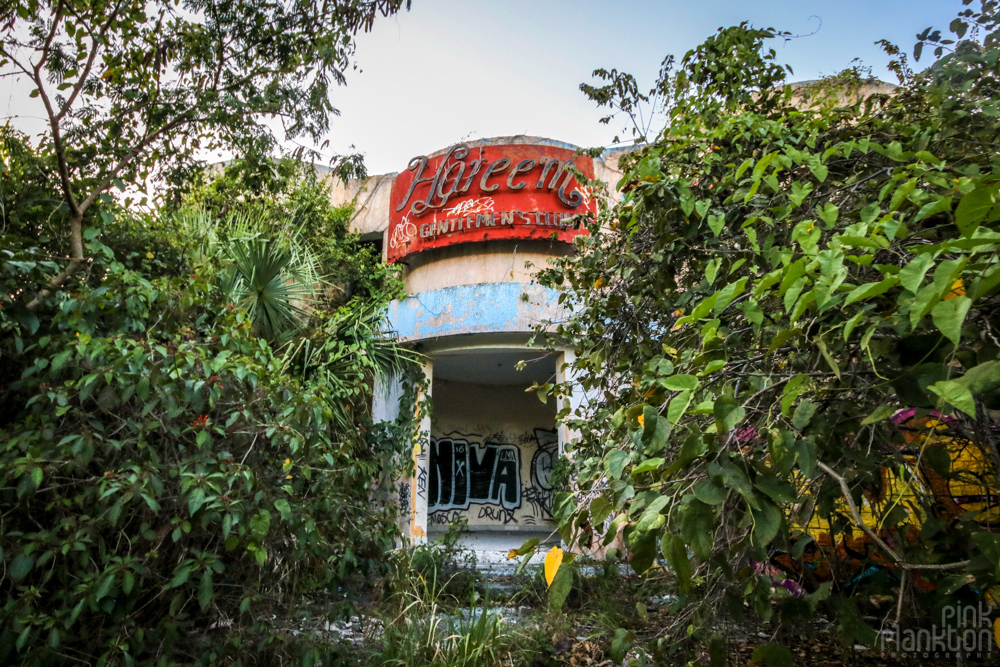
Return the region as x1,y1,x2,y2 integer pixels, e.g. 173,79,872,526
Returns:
428,437,521,511
397,482,411,516
523,429,557,523
427,428,558,525
770,410,1000,586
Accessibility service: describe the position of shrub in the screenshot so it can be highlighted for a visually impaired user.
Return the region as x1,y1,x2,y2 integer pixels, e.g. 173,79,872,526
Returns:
0,261,408,665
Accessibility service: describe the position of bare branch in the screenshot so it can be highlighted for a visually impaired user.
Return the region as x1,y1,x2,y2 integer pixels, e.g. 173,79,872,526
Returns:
817,460,969,572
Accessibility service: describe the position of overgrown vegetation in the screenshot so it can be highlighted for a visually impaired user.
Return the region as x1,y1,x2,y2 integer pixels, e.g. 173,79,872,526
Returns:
1,122,419,664
0,1,422,663
6,0,1000,665
535,0,1000,662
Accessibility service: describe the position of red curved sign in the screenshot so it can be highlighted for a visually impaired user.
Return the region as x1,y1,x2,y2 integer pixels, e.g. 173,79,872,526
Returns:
386,143,596,262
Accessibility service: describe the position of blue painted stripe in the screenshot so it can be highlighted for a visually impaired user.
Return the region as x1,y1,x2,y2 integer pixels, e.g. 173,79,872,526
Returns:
387,282,561,341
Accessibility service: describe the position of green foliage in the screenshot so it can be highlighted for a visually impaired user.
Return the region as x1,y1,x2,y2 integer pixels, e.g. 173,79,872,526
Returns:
182,156,401,303
369,527,517,667
0,137,417,666
177,207,325,343
539,1,1000,657
0,255,411,664
1,0,410,310
1,3,420,664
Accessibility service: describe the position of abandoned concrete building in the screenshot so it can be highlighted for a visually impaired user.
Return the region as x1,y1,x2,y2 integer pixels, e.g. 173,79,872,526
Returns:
330,136,627,561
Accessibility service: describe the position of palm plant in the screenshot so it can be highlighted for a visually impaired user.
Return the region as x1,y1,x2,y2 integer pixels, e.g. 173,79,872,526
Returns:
179,207,323,343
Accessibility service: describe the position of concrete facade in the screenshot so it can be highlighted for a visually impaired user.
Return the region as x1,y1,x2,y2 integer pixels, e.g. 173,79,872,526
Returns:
334,136,626,560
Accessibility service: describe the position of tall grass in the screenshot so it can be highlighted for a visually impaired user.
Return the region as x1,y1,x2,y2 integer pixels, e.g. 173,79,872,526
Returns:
367,535,518,667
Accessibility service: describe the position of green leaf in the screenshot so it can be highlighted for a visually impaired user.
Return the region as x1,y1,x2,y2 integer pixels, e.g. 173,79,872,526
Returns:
50,349,73,372
861,403,897,425
788,180,813,207
809,163,828,183
607,450,630,479
843,276,898,306
928,380,976,417
956,360,1000,395
781,374,809,417
274,498,292,521
752,153,775,181
673,429,707,470
198,570,213,609
547,566,573,612
188,487,207,516
791,399,818,430
719,462,757,508
693,479,726,505
767,328,802,356
168,565,192,589
707,214,725,236
514,537,541,557
10,553,33,581
705,258,720,285
590,497,613,525
647,409,671,453
667,390,693,424
664,374,699,391
679,499,716,561
890,178,917,211
750,500,782,548
249,510,271,541
931,295,971,346
913,196,952,223
816,203,838,227
955,186,996,237
632,457,664,476
714,393,745,434
639,495,669,524
898,253,935,293
609,628,635,664
661,533,692,591
755,476,796,504
714,277,747,314
735,157,754,181
815,340,841,379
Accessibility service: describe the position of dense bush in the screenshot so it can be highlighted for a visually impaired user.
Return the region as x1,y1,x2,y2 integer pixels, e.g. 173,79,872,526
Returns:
538,1,1000,659
0,256,410,664
0,126,416,664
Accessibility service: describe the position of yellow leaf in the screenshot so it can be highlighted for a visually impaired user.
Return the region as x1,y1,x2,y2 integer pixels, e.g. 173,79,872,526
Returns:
943,278,965,300
995,618,1000,648
146,251,154,259
637,414,645,428
593,277,604,289
507,549,519,561
544,546,563,586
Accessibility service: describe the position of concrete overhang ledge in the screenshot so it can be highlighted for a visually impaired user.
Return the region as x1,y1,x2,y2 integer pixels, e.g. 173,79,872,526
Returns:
386,282,564,343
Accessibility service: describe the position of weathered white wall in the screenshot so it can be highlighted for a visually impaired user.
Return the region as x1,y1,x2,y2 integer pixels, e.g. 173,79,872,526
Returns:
401,240,572,294
428,379,557,532
327,172,396,240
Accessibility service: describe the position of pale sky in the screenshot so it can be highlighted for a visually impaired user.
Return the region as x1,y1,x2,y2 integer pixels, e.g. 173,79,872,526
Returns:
4,0,966,178
319,0,964,175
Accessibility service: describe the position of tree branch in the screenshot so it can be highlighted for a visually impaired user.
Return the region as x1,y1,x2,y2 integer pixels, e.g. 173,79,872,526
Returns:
817,460,969,572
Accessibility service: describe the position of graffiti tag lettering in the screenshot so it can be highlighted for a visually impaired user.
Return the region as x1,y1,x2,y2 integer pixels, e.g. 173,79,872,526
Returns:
428,437,521,511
